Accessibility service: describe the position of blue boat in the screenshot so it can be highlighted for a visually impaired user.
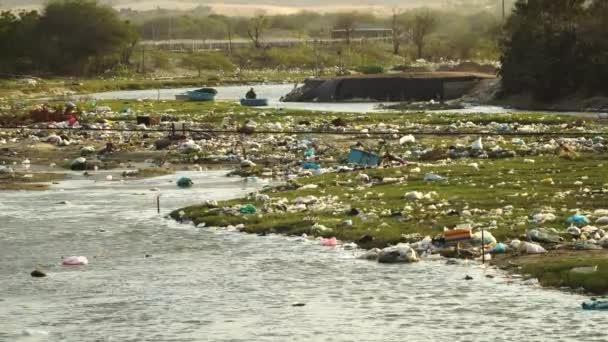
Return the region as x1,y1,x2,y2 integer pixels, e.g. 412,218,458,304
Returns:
177,177,194,188
240,98,269,107
582,300,608,310
348,148,381,167
186,88,217,101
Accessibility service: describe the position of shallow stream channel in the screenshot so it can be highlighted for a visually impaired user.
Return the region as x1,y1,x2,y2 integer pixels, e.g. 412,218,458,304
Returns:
86,84,513,114
0,171,603,341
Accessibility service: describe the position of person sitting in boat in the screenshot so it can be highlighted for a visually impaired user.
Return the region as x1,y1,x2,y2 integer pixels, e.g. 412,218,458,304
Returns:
245,88,257,99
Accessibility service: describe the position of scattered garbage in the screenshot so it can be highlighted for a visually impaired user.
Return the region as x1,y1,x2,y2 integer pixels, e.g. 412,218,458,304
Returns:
471,137,483,150
239,204,257,214
320,237,338,247
348,148,380,167
378,244,419,263
70,157,87,171
596,217,608,225
567,214,590,226
241,160,256,168
62,256,88,266
301,162,320,170
491,243,508,254
399,135,416,145
358,248,381,260
514,241,547,254
424,173,446,182
527,228,562,244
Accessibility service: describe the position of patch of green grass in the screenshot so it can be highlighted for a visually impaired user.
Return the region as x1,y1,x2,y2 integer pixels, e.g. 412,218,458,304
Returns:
172,154,608,249
521,254,608,294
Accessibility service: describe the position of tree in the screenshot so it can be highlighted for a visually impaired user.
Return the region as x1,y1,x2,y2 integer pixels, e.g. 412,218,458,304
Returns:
499,0,587,100
334,12,357,45
409,10,438,59
247,14,268,49
36,0,138,75
391,8,403,55
180,52,235,77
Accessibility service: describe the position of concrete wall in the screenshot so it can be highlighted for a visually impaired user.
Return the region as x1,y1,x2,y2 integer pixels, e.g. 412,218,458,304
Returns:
283,73,491,102
443,80,479,100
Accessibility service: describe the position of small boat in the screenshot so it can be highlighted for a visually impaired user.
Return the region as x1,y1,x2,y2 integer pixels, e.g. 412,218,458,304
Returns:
187,88,217,101
240,98,269,107
177,177,194,188
175,93,189,100
582,299,608,310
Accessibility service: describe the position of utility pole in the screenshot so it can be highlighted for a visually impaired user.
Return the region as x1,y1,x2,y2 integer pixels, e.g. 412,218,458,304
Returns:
140,45,145,74
502,0,505,21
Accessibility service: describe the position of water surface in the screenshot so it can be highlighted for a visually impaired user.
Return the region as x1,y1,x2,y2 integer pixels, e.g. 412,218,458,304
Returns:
0,172,601,341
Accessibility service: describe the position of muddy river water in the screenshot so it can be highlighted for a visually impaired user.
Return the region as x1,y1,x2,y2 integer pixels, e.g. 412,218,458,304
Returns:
0,171,603,341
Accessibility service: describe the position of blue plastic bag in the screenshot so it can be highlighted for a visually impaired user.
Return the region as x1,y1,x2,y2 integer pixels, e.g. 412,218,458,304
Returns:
567,214,589,226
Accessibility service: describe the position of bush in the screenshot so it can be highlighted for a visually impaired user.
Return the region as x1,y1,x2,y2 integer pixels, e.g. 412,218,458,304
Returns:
355,65,384,74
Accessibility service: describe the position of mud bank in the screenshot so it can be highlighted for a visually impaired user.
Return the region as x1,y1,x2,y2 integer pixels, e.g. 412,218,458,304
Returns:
283,72,495,102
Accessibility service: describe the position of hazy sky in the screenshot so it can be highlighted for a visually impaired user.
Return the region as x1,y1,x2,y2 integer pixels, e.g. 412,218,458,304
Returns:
1,0,472,15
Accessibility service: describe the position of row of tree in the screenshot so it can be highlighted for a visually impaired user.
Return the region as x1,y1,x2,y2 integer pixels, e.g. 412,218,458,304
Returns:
135,9,502,60
0,0,137,75
500,0,608,100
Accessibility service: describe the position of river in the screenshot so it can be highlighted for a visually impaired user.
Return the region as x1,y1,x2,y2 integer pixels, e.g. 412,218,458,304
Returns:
0,171,603,342
86,84,513,114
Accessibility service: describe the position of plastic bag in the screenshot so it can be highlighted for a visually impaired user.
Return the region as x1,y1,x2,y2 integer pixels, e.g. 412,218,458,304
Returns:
471,137,483,150
378,244,419,263
320,237,337,247
518,241,547,254
491,243,508,254
567,214,590,226
239,204,257,214
301,162,320,170
62,256,88,266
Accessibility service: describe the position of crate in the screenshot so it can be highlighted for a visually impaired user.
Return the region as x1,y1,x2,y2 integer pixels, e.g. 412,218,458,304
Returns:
348,148,380,166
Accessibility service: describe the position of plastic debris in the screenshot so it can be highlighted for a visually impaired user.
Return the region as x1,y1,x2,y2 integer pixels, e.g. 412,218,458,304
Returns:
491,243,508,254
399,135,416,145
471,137,483,150
378,244,419,263
239,204,257,214
301,162,320,170
320,237,338,247
62,256,88,266
567,214,590,226
424,173,446,182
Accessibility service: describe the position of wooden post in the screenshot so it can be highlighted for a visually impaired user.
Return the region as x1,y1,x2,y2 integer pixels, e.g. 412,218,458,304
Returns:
481,227,486,264
157,195,160,214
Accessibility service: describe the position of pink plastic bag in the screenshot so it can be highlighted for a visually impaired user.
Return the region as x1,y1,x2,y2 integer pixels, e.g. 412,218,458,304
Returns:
62,256,88,266
320,237,338,247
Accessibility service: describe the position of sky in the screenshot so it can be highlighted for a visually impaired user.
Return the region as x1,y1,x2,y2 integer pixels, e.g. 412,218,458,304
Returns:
1,0,488,16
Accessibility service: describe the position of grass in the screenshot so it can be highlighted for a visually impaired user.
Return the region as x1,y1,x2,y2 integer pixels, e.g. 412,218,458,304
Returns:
494,251,608,294
173,153,608,246
0,172,65,191
171,152,608,293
